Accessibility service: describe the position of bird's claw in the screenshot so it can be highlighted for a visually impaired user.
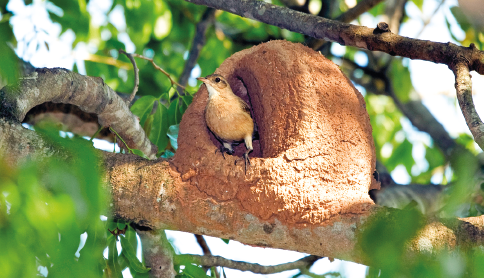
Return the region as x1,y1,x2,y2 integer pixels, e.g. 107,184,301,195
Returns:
234,153,251,174
215,146,234,159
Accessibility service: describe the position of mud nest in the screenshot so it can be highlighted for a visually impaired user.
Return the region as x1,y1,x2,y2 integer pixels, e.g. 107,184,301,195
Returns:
172,40,377,225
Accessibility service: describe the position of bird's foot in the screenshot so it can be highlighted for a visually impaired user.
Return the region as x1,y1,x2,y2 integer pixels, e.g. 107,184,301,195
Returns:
234,153,251,174
215,146,234,159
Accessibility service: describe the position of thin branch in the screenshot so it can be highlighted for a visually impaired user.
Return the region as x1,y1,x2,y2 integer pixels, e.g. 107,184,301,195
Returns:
119,49,140,104
177,7,216,96
174,254,321,274
415,0,446,39
451,59,484,150
185,0,484,75
131,53,185,89
307,0,384,50
195,234,219,278
195,234,212,255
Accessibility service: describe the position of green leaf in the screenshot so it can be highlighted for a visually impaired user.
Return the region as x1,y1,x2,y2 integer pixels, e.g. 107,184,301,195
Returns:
107,234,123,278
117,221,127,231
167,124,179,151
168,98,182,126
180,95,193,115
149,104,169,153
221,238,230,244
120,236,150,273
390,60,412,103
130,96,157,127
0,22,19,85
450,6,471,32
131,149,149,159
183,264,210,278
108,220,118,232
425,145,445,170
385,139,415,174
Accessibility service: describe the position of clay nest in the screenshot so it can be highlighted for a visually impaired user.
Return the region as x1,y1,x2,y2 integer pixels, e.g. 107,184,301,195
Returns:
172,40,378,225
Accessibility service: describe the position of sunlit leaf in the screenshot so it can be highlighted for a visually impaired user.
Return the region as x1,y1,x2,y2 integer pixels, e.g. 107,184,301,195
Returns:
390,59,412,103
120,236,150,273
450,6,472,32
149,103,169,153
130,95,157,127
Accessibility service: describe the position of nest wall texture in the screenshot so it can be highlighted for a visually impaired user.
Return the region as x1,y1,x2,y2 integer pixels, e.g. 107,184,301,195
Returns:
172,40,377,225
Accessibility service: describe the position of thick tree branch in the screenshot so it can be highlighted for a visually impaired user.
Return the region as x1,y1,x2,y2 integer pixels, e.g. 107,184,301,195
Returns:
185,0,484,74
138,230,176,278
174,254,321,274
451,60,484,150
0,68,157,159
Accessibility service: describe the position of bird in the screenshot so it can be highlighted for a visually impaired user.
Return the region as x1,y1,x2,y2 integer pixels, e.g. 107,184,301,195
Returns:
197,74,254,172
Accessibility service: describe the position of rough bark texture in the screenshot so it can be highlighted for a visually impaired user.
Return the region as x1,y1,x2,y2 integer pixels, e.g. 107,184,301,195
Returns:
172,40,377,225
137,230,176,278
0,68,157,158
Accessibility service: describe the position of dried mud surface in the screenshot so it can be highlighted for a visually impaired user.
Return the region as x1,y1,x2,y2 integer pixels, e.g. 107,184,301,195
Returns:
171,40,377,225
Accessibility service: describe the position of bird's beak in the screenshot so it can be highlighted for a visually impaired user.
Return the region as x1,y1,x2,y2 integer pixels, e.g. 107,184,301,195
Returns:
197,77,208,83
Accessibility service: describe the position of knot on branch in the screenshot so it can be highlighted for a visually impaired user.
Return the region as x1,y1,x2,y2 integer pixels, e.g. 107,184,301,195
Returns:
373,22,391,34
172,41,377,224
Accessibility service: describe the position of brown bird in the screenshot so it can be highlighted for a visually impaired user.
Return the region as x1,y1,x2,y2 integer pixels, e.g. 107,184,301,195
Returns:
197,74,254,172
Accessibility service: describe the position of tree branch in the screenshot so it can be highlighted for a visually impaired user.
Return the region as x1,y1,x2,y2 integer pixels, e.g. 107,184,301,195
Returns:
174,254,321,274
307,0,385,49
195,234,219,277
119,49,140,105
0,68,158,159
451,60,484,150
185,0,484,74
138,230,177,278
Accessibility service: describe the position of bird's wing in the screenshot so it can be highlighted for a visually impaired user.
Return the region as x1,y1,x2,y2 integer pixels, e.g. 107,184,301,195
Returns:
237,97,251,115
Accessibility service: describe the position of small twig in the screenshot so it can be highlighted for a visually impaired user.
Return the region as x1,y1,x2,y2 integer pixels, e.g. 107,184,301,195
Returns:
89,125,104,142
194,234,219,278
131,53,185,90
175,254,322,274
451,59,484,150
177,7,216,97
415,0,446,39
109,127,131,153
119,49,140,104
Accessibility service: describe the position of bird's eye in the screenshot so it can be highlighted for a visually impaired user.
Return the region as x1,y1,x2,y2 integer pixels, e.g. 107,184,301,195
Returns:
215,77,221,83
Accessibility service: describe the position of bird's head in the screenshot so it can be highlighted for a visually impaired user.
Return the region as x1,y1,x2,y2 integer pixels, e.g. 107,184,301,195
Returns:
197,74,232,98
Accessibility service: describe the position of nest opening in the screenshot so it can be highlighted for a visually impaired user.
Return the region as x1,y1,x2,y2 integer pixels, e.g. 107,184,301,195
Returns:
206,76,263,159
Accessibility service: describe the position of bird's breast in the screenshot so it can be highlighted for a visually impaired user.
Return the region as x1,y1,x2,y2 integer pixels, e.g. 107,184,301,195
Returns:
205,97,254,142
